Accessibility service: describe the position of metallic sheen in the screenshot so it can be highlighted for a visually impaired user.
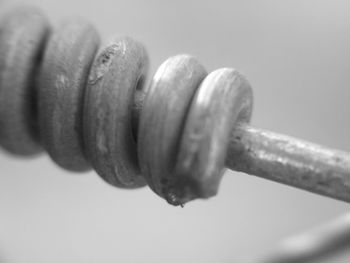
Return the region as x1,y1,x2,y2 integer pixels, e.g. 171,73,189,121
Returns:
138,55,207,201
173,68,253,205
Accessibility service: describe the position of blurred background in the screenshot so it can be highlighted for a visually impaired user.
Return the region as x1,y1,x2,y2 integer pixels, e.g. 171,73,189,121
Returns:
0,0,350,262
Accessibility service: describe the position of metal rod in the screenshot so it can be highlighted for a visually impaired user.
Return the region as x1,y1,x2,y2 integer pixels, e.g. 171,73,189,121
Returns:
226,123,350,202
255,213,350,263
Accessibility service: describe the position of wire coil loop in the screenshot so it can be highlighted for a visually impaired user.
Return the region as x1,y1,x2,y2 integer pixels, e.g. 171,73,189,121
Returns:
0,6,254,205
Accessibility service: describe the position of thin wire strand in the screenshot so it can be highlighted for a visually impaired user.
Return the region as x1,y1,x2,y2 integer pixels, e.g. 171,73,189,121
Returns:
227,124,350,203
254,213,350,263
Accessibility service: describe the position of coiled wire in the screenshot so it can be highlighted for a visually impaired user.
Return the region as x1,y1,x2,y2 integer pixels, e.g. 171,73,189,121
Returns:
3,6,350,263
0,6,253,206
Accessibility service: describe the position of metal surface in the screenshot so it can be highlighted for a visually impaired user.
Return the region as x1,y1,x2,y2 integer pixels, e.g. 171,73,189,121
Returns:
0,5,350,263
173,68,253,205
38,19,99,171
138,55,207,202
84,36,148,188
227,124,350,203
0,7,49,155
1,6,350,207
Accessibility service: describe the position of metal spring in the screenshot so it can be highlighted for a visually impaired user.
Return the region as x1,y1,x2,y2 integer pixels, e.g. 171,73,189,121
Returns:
1,6,350,207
